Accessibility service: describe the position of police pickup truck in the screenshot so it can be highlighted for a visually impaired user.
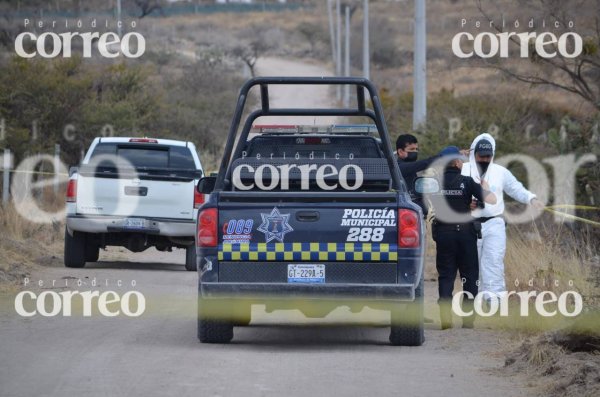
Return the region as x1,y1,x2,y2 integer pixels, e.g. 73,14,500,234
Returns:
195,77,425,346
65,137,204,270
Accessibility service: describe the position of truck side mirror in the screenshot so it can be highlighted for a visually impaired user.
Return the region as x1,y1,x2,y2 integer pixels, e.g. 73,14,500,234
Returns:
414,177,439,194
197,176,216,194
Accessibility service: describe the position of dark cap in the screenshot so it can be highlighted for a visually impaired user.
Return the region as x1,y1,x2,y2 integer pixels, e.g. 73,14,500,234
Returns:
439,145,467,161
475,139,494,156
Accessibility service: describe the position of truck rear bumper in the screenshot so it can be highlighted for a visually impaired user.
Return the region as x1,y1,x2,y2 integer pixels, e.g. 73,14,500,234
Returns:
66,215,195,237
199,282,416,302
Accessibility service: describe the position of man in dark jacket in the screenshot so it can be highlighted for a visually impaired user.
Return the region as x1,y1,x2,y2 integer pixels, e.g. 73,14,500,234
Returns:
429,146,497,329
396,134,441,215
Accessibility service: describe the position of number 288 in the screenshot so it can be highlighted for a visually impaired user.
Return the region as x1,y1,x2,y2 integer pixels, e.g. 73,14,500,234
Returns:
346,227,384,242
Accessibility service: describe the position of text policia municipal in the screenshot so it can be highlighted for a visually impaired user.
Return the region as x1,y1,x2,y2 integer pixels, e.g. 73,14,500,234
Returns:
341,209,397,227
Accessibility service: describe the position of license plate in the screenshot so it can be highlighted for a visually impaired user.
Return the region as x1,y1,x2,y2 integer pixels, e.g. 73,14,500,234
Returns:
287,264,325,283
123,218,146,229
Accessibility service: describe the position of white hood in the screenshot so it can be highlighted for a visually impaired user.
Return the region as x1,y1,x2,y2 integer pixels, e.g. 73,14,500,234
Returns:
461,132,536,217
466,133,496,183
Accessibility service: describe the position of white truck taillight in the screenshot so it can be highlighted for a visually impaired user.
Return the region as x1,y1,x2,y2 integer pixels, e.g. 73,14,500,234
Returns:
398,209,419,248
194,189,205,209
66,179,77,203
197,208,217,247
129,138,158,143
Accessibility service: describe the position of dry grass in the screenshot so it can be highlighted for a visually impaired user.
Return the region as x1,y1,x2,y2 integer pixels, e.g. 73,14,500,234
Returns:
424,209,597,334
0,194,64,288
505,224,595,300
528,339,565,367
503,331,600,397
0,203,57,241
0,183,65,238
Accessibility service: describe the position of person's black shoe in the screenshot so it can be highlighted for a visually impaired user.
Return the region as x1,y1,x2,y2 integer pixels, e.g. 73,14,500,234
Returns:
439,306,453,330
440,310,453,331
461,298,476,328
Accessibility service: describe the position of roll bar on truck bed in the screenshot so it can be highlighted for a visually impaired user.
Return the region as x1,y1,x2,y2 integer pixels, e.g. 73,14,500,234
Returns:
213,76,405,192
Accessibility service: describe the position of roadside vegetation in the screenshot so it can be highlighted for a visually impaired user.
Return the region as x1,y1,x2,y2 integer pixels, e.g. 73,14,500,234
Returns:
0,201,63,290
0,55,245,169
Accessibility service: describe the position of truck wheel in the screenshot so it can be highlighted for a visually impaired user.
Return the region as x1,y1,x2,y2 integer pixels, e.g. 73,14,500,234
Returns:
197,298,234,343
389,272,425,346
64,228,86,268
85,243,99,262
185,246,196,271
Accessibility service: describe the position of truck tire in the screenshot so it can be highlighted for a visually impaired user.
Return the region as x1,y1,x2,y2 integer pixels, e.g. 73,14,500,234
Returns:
85,242,99,263
197,298,234,343
64,228,86,268
389,271,425,346
185,246,196,272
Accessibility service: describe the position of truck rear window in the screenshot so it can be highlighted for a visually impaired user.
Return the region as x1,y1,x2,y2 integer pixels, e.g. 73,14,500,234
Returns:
243,135,383,159
230,135,391,192
89,143,197,170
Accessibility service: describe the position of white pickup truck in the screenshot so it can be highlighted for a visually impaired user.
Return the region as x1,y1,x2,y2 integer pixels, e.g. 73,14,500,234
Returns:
65,137,204,271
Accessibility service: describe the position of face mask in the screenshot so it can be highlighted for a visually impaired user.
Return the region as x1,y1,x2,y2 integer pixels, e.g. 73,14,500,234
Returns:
477,161,490,175
405,152,418,162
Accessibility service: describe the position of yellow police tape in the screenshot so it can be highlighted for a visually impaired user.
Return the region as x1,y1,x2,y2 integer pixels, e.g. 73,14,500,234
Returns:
7,169,69,176
544,205,600,227
5,168,220,177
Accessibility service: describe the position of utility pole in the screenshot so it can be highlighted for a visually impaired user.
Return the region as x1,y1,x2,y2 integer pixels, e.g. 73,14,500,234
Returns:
413,0,427,130
54,144,60,194
344,5,351,107
363,0,370,80
327,0,336,68
2,149,10,205
336,0,342,100
117,0,122,38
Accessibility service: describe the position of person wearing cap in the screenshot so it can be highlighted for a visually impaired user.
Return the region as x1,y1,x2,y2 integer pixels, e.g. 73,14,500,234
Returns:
461,133,544,304
429,146,497,329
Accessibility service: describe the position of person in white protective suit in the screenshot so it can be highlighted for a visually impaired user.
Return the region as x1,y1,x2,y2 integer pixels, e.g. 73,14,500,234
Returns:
461,133,544,302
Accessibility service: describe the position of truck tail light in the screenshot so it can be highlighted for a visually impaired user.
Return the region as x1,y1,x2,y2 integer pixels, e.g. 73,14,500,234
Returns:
66,179,77,203
197,208,217,247
194,189,204,209
129,138,158,143
398,209,419,248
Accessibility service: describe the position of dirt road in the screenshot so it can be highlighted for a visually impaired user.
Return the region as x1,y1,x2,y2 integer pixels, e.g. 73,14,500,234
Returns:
0,247,526,397
253,57,341,125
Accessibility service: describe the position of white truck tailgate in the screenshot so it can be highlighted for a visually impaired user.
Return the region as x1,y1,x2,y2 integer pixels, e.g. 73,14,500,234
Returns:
76,174,194,220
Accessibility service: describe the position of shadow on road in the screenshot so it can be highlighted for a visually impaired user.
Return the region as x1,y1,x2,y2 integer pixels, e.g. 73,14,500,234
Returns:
230,324,393,348
85,261,187,272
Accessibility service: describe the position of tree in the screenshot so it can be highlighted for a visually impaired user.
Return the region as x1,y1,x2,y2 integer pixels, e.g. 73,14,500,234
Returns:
230,44,262,78
296,22,327,55
476,0,600,111
0,57,160,165
229,27,274,77
133,0,164,18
